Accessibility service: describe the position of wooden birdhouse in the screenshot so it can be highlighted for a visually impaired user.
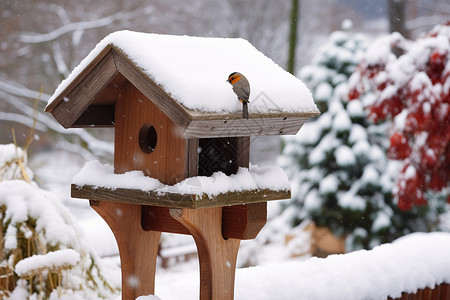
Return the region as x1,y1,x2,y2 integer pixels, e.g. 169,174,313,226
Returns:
45,31,319,300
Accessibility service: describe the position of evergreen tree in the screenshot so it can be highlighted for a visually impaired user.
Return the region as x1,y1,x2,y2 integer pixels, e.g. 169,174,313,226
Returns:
280,24,437,251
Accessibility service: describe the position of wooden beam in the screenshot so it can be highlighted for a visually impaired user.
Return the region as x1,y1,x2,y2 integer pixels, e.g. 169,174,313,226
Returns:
222,202,267,240
71,184,290,209
72,105,115,127
183,115,313,138
141,206,189,234
46,48,119,128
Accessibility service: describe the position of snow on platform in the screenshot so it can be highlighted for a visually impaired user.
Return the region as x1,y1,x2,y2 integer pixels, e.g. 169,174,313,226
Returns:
47,30,317,116
71,160,291,208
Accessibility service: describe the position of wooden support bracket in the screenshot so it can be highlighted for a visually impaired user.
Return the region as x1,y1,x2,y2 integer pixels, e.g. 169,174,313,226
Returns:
169,207,241,300
90,200,161,299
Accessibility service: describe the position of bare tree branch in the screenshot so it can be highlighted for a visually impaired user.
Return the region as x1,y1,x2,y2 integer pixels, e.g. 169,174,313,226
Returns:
0,80,50,102
19,6,154,44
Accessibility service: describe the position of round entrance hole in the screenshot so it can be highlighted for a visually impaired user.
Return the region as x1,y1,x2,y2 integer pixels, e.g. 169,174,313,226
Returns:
139,124,157,154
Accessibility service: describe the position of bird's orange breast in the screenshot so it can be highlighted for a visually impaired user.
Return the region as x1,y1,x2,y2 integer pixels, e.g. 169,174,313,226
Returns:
229,75,241,84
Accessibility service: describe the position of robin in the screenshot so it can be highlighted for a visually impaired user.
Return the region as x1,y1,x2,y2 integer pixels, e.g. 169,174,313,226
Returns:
227,72,250,119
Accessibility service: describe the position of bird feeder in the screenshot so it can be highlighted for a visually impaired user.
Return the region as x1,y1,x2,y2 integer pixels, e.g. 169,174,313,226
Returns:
45,31,319,300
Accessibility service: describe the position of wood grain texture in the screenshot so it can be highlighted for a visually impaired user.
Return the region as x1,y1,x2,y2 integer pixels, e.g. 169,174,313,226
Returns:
90,200,161,299
222,202,267,240
169,207,240,300
72,184,290,208
47,48,118,128
387,283,450,300
114,83,186,185
183,115,312,138
236,136,250,168
45,45,113,113
141,206,189,234
186,138,199,177
101,82,188,300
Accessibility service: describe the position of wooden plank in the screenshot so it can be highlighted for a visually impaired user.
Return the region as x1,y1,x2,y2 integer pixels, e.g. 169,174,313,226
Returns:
441,284,449,300
141,206,189,234
388,283,450,300
222,202,267,240
72,105,115,127
422,287,432,300
47,48,119,128
45,45,114,113
114,83,187,185
188,110,319,121
71,184,290,209
186,138,199,177
431,284,441,300
183,116,311,138
236,136,250,168
112,47,192,129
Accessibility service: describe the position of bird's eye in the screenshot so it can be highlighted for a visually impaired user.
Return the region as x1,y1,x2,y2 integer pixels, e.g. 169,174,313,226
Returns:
231,77,234,80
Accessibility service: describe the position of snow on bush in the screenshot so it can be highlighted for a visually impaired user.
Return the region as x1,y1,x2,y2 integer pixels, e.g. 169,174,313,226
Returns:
0,144,118,299
0,144,33,181
281,26,401,250
349,22,450,210
15,249,80,277
280,23,448,251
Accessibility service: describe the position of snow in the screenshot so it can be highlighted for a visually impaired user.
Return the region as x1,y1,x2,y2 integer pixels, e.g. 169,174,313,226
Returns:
335,145,356,166
15,249,80,276
47,30,317,115
339,193,366,211
154,232,450,300
371,211,392,232
332,110,352,131
73,160,290,197
0,144,33,181
349,124,367,143
346,99,364,118
72,160,164,192
319,174,338,194
404,164,416,179
0,178,118,299
361,165,379,184
136,296,161,300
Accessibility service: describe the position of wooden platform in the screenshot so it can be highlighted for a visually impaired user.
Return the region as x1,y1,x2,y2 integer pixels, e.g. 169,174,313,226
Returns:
71,184,290,209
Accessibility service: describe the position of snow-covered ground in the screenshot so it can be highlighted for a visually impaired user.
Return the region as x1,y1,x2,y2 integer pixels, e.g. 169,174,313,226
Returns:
27,147,450,300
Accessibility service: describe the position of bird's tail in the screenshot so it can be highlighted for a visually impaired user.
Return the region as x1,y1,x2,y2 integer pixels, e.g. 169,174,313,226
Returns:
242,101,249,119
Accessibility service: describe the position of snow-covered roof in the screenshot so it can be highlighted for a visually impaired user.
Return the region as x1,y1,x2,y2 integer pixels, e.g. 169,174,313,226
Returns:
45,31,319,137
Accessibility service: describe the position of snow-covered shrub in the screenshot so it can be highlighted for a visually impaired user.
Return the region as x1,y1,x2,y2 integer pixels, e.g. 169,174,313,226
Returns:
349,22,450,211
280,24,438,251
0,144,118,299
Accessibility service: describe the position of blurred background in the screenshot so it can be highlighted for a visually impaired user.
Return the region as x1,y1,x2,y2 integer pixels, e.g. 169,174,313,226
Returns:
0,0,449,260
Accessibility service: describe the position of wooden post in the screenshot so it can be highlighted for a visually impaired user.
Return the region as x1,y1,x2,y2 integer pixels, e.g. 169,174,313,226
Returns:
91,200,161,299
170,207,240,300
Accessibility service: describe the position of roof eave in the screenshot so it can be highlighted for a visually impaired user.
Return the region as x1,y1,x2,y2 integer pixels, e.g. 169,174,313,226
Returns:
45,43,319,137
